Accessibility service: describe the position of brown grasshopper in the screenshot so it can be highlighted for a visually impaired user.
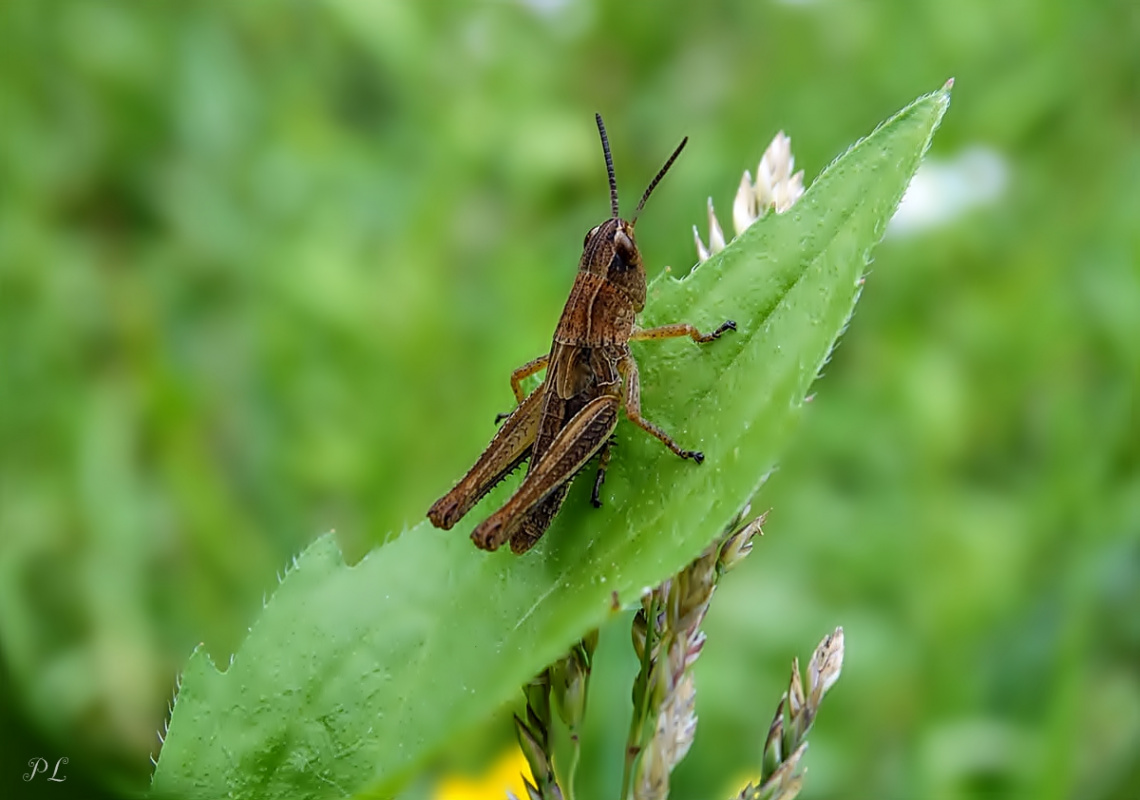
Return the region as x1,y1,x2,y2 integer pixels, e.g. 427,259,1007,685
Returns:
428,114,734,554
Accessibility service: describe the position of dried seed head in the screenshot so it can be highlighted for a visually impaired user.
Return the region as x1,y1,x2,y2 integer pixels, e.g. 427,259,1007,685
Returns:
550,633,597,733
787,658,806,729
763,704,785,771
719,511,766,572
807,627,844,706
671,559,716,633
514,714,548,780
522,776,544,800
522,673,551,732
634,673,698,800
760,742,808,800
513,671,564,800
753,629,846,799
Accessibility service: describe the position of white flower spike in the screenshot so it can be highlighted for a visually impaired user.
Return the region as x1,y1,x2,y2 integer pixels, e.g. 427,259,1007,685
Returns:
696,130,806,264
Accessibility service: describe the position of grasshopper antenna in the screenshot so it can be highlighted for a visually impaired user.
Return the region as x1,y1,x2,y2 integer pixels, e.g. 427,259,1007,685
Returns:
595,113,620,218
632,136,688,225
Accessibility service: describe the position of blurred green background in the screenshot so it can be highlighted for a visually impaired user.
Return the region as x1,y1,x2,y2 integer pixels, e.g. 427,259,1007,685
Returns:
1,1,1137,799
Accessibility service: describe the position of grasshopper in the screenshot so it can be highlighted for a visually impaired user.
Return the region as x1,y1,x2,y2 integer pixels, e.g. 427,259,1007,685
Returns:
428,114,734,554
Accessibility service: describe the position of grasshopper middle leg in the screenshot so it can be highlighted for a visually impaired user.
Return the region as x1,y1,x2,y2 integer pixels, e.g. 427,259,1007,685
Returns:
618,354,704,463
590,437,615,508
630,320,736,344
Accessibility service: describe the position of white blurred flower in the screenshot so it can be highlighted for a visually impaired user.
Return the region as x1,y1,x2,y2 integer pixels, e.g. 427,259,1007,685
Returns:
887,145,1008,237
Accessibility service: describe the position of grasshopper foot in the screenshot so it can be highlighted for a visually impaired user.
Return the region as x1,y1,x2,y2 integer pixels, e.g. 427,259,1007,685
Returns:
494,411,511,425
694,319,736,343
682,450,705,464
711,319,736,339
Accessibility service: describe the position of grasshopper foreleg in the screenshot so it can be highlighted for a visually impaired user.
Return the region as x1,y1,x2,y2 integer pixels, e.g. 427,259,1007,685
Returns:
494,353,550,423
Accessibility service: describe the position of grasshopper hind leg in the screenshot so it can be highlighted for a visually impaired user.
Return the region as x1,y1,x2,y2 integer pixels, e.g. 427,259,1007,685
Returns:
428,386,544,530
508,483,572,554
510,435,614,553
472,395,619,552
618,354,705,463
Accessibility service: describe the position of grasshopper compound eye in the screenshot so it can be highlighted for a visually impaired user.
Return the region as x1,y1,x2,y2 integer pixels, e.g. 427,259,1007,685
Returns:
610,229,637,272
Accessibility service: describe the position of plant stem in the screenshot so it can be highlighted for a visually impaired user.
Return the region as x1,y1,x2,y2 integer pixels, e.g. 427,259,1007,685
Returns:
565,733,581,800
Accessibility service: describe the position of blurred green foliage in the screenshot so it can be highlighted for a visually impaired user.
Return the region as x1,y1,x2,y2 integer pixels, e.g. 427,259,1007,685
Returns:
149,87,948,800
0,1,1136,799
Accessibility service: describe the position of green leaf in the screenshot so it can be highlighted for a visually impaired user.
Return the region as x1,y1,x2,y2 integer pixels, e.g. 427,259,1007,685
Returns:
151,85,950,799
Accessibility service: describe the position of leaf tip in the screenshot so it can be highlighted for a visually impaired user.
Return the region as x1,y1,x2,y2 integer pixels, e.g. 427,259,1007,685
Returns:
930,78,954,121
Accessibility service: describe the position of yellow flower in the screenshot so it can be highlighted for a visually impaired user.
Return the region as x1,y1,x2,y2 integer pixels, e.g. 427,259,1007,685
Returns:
432,746,535,800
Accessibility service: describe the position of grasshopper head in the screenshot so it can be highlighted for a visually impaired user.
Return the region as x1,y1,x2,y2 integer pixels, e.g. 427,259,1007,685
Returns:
580,218,647,311
583,114,687,313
